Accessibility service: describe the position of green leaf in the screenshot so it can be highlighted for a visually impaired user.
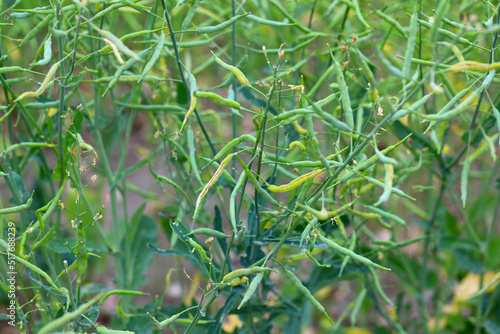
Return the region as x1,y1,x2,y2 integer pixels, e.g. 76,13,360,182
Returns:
77,302,99,329
115,203,158,290
176,81,188,105
6,171,29,205
26,269,67,303
213,205,231,271
44,238,108,254
60,69,87,88
147,244,194,258
453,248,483,273
391,120,435,153
484,318,500,334
467,114,498,148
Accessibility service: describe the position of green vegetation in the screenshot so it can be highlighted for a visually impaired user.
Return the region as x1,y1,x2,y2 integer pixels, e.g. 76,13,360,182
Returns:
0,0,499,333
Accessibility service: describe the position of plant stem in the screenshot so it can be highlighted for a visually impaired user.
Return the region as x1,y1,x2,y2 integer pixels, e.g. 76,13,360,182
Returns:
160,0,217,156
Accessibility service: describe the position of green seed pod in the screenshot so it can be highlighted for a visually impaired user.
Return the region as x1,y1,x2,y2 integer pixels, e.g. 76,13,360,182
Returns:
402,10,418,80
20,14,54,47
211,51,250,86
186,228,229,239
417,17,473,45
222,266,275,283
423,87,471,133
339,233,357,276
138,31,165,83
318,234,390,270
369,4,406,37
148,312,180,330
330,51,354,129
98,290,149,306
102,48,152,96
247,14,296,27
187,238,210,263
274,108,314,121
197,13,250,34
238,272,264,309
276,261,334,325
295,203,329,221
230,173,247,233
207,135,256,166
389,92,433,122
0,191,34,214
31,37,52,67
236,155,280,207
303,95,351,132
373,164,394,206
0,66,26,74
194,91,242,109
369,266,394,306
236,226,246,242
365,205,407,229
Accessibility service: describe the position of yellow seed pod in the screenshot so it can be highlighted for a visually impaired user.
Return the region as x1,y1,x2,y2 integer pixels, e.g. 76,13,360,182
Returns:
103,38,125,64
268,168,325,193
15,59,62,102
231,66,250,86
180,96,197,131
292,120,307,135
193,154,234,219
229,276,249,286
348,208,381,219
288,141,306,152
450,60,500,72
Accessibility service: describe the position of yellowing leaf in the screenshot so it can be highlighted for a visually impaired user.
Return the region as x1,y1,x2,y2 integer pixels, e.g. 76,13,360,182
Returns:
427,316,446,332
314,286,333,299
386,305,397,321
222,314,243,332
48,108,58,117
454,272,499,303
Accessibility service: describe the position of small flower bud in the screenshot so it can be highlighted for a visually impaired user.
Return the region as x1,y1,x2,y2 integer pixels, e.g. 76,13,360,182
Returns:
205,237,213,246
278,43,285,60
341,42,348,53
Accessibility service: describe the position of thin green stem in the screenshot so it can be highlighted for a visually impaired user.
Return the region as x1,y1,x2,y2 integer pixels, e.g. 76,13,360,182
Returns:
231,0,238,178
160,0,216,156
